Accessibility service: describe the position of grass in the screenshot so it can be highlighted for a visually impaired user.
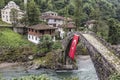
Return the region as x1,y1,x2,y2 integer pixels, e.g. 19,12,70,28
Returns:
0,28,32,48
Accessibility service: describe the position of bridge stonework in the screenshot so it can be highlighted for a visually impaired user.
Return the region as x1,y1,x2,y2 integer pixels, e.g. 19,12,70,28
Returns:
63,32,120,80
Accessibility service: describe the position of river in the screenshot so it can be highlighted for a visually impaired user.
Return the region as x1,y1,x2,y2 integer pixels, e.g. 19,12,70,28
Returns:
0,55,98,80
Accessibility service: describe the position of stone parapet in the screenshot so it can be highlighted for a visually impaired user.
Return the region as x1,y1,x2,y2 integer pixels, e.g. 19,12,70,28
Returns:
62,31,120,80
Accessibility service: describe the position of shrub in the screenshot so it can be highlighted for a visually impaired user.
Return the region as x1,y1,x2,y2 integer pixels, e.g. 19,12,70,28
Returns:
38,34,53,53
52,41,62,50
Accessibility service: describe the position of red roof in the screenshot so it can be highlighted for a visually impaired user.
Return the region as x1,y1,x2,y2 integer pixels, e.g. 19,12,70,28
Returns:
28,24,57,30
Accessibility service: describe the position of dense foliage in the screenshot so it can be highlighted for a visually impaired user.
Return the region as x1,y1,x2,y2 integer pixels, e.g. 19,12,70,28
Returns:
1,0,119,19
10,8,18,26
107,18,120,44
38,34,62,54
109,73,120,80
26,0,40,25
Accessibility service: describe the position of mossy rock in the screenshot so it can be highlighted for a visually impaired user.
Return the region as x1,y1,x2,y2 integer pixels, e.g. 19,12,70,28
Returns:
33,51,61,69
76,43,88,55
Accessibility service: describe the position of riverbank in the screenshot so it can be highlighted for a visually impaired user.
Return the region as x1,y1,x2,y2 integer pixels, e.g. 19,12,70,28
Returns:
0,55,98,80
0,62,19,69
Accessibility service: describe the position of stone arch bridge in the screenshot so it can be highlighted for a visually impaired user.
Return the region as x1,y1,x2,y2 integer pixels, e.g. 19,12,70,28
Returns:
62,32,120,80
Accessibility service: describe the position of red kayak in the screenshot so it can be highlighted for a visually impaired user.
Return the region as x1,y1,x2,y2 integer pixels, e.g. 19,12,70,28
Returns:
69,34,79,60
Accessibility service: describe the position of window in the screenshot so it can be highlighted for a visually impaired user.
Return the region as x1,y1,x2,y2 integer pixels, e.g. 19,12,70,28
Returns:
35,30,37,33
29,35,30,38
39,30,44,35
32,36,33,39
32,29,33,32
6,16,8,20
54,19,56,22
36,37,37,40
29,28,31,31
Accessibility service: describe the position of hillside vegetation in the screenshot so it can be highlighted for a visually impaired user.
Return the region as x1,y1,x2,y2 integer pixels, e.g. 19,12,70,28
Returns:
0,0,119,17
0,28,37,62
0,28,31,47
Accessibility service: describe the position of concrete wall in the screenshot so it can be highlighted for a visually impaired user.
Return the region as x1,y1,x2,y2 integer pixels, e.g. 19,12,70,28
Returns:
48,19,64,27
28,34,40,44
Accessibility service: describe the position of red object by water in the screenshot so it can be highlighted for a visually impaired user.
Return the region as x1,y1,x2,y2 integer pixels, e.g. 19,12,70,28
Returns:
69,34,79,60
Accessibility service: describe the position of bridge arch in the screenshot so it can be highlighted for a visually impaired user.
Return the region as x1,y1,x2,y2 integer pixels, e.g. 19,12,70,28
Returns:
62,32,120,80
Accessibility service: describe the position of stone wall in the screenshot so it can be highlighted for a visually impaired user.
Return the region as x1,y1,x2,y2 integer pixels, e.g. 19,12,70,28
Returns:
78,32,116,80
62,32,118,80
89,32,120,58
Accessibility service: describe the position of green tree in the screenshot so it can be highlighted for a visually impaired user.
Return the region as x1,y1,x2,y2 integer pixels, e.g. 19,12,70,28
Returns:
52,41,62,50
0,0,5,9
10,8,18,27
38,34,53,53
90,2,102,34
74,0,83,30
27,0,40,25
20,13,28,26
0,0,5,17
107,18,120,44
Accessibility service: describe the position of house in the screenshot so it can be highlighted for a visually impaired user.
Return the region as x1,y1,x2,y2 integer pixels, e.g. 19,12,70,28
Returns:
58,22,76,39
28,24,56,44
42,11,58,16
41,11,76,39
85,20,96,29
1,1,24,24
41,11,64,27
41,11,75,28
13,23,27,35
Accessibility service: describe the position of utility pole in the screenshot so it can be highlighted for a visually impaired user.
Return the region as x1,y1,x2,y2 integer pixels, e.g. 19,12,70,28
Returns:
24,0,27,12
64,0,69,31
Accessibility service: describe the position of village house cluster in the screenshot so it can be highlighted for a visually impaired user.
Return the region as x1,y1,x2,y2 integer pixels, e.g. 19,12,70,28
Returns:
0,1,76,44
28,11,76,44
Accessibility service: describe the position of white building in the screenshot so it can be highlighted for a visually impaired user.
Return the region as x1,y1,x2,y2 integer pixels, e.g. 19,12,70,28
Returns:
41,11,64,27
85,20,96,30
28,24,56,44
41,11,76,39
42,11,58,16
1,1,23,24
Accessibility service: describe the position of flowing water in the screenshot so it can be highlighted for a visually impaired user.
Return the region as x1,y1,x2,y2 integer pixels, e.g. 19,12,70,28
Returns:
0,55,98,80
